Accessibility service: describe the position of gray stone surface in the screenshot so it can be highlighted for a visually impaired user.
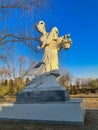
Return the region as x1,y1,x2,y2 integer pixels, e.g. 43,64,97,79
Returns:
0,99,85,125
22,70,63,92
16,70,70,103
16,90,70,103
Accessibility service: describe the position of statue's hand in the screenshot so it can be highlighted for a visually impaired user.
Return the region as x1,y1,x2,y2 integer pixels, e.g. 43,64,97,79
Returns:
38,44,45,50
38,46,42,50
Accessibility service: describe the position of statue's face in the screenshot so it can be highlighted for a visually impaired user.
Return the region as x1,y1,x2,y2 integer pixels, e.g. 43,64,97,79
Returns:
36,21,46,34
52,27,59,41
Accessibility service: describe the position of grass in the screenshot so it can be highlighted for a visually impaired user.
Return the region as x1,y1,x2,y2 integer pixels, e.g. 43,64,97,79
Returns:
71,93,98,109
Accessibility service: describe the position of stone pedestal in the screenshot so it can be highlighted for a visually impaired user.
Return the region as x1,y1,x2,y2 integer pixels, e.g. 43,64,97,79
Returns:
0,99,85,125
16,71,70,103
16,90,70,103
4,71,85,125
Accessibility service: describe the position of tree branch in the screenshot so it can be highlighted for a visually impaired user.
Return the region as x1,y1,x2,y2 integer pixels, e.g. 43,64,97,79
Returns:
0,54,10,70
0,5,30,9
0,40,21,46
0,34,39,41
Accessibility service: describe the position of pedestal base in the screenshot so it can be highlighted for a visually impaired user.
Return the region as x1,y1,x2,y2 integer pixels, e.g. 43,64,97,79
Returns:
0,99,85,125
16,90,70,103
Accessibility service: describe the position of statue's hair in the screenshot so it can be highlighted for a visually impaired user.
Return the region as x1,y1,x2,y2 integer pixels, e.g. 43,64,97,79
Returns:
38,21,45,25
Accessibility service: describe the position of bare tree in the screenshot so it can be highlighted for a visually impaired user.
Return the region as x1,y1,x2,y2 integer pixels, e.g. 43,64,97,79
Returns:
0,67,10,80
0,54,10,69
59,69,72,90
18,56,37,79
0,0,49,10
0,0,52,83
18,56,27,77
21,60,37,79
0,0,51,49
75,78,82,89
0,33,40,52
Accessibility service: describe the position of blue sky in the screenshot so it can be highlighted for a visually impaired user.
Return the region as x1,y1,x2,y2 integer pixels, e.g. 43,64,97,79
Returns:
33,0,98,78
0,0,98,78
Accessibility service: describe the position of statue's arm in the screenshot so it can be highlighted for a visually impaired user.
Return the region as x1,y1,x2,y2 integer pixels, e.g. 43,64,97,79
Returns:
38,41,47,49
38,33,49,50
57,36,64,51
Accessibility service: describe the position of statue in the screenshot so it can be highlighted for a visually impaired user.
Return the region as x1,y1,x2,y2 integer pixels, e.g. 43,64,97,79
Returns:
34,21,72,76
16,22,85,125
16,21,72,102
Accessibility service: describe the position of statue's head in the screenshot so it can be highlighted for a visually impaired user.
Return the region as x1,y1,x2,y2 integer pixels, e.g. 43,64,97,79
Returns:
36,21,46,34
62,34,72,50
51,27,59,41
